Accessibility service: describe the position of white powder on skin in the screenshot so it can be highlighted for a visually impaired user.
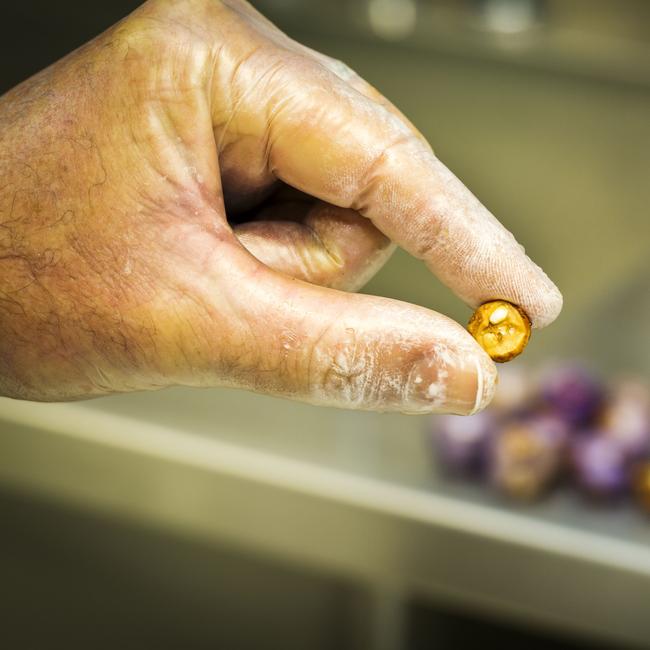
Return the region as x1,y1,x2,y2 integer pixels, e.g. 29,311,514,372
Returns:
298,305,496,414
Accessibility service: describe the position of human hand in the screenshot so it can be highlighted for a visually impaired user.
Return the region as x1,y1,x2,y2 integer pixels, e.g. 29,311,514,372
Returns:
0,0,561,412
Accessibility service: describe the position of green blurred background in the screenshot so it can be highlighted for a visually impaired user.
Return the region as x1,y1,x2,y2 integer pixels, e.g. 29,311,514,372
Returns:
1,1,649,649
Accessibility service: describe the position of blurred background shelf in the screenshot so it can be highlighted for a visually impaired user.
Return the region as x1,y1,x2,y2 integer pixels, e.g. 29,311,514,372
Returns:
2,390,650,648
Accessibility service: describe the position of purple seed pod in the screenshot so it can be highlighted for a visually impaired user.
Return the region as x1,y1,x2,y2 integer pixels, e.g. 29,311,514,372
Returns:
602,379,650,460
571,433,629,499
530,413,571,448
488,416,567,501
430,411,496,477
540,363,605,426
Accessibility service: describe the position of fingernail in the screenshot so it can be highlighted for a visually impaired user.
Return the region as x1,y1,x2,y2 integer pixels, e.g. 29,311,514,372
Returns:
467,352,499,415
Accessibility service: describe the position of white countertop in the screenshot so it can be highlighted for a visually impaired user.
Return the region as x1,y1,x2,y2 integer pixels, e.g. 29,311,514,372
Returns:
2,388,649,648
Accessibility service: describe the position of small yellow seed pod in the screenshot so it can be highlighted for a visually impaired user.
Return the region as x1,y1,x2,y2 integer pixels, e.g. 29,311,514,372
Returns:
468,300,531,363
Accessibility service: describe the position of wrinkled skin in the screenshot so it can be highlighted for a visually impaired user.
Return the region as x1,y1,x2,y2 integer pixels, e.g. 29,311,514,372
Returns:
0,0,562,413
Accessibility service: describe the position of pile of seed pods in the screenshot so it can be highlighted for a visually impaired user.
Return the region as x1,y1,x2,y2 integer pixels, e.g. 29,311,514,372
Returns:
428,362,650,511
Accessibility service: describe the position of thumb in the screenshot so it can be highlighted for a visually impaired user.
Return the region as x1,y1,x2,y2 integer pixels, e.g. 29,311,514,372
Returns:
194,242,497,415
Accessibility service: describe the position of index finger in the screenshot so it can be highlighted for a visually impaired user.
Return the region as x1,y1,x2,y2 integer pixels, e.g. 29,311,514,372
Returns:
265,60,562,328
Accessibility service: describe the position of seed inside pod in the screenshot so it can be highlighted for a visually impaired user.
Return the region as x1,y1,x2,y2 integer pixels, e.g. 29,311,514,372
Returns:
468,300,531,362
